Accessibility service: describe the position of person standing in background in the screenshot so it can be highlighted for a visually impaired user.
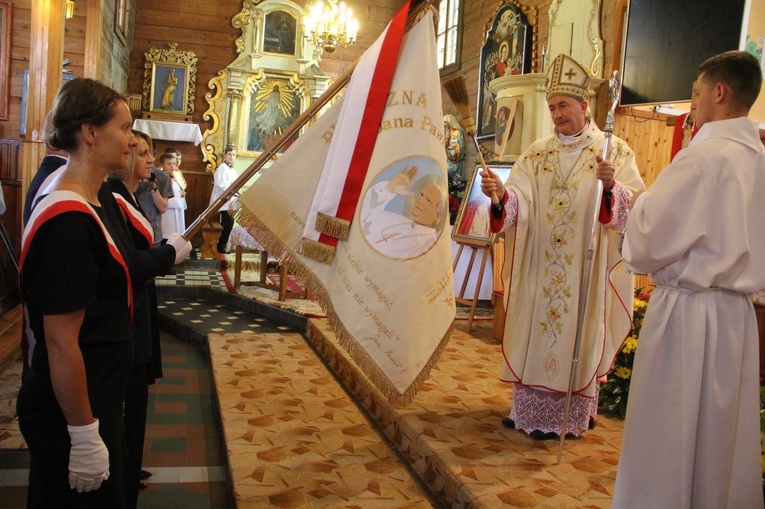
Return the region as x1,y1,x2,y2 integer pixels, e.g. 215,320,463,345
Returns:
209,145,237,254
135,158,173,248
23,109,69,226
107,131,189,508
164,147,188,199
159,153,186,241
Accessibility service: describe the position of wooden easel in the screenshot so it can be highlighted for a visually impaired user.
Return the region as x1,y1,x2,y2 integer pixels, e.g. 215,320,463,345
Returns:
453,242,492,333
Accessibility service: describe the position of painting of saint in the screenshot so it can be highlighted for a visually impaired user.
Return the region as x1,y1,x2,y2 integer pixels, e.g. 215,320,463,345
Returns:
263,11,297,55
247,78,301,153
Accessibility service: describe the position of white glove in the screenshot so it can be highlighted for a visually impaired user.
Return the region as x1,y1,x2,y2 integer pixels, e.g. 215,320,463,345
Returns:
67,419,110,493
167,232,192,264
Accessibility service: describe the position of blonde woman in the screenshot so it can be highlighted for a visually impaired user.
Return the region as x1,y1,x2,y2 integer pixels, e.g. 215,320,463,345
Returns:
107,131,186,507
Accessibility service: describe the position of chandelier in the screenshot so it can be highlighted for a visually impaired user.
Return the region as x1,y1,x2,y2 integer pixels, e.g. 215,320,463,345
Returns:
65,0,75,19
303,0,359,55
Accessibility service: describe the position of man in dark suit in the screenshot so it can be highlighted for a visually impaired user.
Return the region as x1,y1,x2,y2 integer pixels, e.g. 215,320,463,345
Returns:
23,110,69,225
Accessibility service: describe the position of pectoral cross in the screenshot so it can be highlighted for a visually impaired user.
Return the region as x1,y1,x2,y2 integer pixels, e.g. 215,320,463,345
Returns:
554,184,568,204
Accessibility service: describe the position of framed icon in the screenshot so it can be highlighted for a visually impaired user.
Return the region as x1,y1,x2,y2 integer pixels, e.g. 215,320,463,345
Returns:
452,164,513,246
142,45,198,116
476,2,534,140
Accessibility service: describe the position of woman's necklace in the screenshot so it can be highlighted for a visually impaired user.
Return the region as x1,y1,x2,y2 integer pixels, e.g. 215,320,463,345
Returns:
67,170,101,206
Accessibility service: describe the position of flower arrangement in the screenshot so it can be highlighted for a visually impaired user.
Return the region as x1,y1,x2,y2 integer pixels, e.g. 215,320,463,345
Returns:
598,287,653,419
447,170,467,224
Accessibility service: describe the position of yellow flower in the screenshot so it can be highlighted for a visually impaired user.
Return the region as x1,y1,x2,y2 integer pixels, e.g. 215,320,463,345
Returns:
552,232,568,248
622,336,638,354
615,366,632,379
634,298,647,310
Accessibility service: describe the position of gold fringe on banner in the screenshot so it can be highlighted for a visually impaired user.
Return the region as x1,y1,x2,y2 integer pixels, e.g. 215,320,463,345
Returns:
314,212,351,241
296,237,336,265
234,205,453,409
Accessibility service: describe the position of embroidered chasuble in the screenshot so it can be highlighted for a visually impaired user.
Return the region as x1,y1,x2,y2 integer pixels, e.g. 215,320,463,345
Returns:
499,122,645,399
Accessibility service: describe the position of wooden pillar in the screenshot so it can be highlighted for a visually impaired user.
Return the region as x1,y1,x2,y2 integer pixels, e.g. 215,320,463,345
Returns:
21,0,66,218
84,0,102,79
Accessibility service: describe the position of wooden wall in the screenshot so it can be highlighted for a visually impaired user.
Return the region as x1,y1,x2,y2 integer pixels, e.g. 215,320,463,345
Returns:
0,0,92,139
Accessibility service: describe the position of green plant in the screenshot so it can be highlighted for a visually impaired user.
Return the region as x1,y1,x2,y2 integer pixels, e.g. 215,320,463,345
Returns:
598,287,653,419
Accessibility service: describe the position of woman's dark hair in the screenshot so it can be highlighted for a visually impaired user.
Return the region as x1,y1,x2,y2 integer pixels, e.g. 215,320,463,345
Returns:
47,78,124,151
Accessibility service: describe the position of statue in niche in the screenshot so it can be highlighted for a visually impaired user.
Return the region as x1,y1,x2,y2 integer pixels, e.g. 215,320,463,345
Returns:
162,69,178,109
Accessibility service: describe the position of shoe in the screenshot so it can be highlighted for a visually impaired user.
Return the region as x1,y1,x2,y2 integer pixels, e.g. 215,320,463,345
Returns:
138,482,148,490
501,417,515,429
140,469,152,480
589,417,596,430
529,430,559,441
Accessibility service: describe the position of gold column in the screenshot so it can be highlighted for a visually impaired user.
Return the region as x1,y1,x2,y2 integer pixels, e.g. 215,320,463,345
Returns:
83,0,103,79
226,89,243,150
21,0,66,218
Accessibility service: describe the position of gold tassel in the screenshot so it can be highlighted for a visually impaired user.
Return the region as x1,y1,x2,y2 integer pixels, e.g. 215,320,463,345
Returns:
296,237,336,264
234,206,453,408
315,212,351,241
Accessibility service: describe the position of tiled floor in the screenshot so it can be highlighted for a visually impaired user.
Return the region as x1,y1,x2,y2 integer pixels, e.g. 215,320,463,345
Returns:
0,330,236,509
0,259,270,508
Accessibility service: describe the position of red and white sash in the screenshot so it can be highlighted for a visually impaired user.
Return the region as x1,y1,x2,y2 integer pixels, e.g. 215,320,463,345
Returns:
298,0,412,264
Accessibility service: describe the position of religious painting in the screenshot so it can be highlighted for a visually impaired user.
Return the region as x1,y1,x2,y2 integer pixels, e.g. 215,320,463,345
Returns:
114,0,128,46
0,2,11,121
142,45,198,115
245,76,302,154
263,10,297,56
494,95,523,161
477,3,533,140
452,164,512,247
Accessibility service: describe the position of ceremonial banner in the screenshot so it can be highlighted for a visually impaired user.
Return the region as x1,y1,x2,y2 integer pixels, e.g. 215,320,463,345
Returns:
236,10,454,407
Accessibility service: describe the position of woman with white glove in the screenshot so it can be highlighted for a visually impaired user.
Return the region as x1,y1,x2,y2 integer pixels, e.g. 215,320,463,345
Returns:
106,130,190,508
17,78,138,507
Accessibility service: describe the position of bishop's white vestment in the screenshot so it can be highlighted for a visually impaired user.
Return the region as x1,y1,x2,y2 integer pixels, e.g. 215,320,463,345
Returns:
493,121,645,435
614,117,765,509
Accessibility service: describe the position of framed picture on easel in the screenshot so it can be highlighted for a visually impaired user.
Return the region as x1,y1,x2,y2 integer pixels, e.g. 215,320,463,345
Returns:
452,163,512,247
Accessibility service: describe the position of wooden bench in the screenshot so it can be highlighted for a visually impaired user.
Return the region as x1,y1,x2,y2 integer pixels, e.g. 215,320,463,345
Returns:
200,221,223,260
233,246,295,301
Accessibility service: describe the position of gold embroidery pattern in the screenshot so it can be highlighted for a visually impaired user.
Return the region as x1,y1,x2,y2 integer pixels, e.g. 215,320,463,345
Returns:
539,143,597,348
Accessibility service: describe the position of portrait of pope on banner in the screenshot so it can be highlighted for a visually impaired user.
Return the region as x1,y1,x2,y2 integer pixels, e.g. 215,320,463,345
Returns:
360,157,447,259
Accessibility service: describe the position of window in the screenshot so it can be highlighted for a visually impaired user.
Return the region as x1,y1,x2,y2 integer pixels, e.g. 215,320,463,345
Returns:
436,0,461,70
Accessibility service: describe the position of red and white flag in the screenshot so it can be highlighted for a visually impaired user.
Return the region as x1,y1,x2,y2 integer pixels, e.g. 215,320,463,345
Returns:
236,7,454,407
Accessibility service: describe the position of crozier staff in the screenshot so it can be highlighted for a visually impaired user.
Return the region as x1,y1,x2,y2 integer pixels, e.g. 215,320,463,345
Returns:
480,54,645,439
